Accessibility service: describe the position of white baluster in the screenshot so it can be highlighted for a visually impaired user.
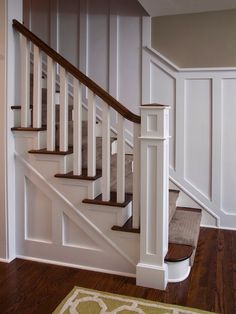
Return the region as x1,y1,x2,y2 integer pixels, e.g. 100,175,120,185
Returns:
132,123,141,228
59,67,68,152
87,90,96,177
73,79,82,175
102,103,111,201
117,114,125,203
47,56,56,151
20,35,30,127
33,45,42,128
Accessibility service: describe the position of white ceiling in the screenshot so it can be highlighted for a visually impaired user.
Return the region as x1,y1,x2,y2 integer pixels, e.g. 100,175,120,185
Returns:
138,0,236,16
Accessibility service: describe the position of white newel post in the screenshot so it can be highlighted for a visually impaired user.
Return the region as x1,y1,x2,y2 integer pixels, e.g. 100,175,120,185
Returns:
136,104,170,290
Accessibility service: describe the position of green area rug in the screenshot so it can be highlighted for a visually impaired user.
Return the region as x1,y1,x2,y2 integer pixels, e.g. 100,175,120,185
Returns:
53,286,215,314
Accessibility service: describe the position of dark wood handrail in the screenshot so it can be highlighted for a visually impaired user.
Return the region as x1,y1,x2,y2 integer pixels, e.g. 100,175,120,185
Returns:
13,19,141,124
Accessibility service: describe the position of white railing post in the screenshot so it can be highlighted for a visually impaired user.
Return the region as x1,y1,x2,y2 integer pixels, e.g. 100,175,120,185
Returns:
136,104,170,290
117,114,125,203
87,89,96,177
132,123,141,228
73,79,82,175
47,56,56,151
32,45,42,128
102,102,111,201
20,35,30,127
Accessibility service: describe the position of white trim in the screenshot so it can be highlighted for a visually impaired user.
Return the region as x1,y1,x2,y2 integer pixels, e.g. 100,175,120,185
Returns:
16,255,136,278
145,46,180,72
201,224,236,231
139,136,166,141
0,258,12,263
146,46,236,73
170,176,220,225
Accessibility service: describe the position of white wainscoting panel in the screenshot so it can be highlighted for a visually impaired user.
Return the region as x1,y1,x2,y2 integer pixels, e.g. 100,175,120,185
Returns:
25,177,52,243
184,79,212,200
222,79,236,214
144,46,236,229
63,213,101,250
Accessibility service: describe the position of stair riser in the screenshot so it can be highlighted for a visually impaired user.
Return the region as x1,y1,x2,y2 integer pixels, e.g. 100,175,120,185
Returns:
81,201,132,228
28,154,72,178
54,178,102,204
13,131,47,152
167,259,191,283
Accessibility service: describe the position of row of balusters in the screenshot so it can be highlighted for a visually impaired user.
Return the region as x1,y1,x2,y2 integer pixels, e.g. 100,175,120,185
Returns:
19,35,140,228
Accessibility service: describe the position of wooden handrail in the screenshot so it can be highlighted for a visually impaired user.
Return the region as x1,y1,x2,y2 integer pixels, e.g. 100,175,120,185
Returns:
13,19,141,124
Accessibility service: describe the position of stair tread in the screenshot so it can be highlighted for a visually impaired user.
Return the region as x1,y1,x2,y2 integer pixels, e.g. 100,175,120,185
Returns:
11,105,33,110
176,206,202,213
165,243,194,262
83,192,132,208
169,208,202,248
112,207,201,244
112,217,140,233
11,127,46,132
55,169,102,181
112,217,194,263
29,147,73,155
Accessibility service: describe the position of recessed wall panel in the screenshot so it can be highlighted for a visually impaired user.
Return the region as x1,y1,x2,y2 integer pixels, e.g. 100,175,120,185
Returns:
87,0,109,90
185,79,212,199
58,0,80,66
25,178,52,243
63,213,100,250
117,0,144,113
30,0,50,44
222,79,236,214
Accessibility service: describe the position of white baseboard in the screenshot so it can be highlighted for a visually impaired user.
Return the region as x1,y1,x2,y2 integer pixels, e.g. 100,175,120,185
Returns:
0,258,12,263
16,255,136,278
201,224,236,231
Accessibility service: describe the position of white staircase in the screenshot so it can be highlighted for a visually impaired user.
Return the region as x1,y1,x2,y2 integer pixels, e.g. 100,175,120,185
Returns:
10,19,202,291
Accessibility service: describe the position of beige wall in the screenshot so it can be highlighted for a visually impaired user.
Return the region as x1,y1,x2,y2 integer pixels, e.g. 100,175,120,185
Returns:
152,9,236,68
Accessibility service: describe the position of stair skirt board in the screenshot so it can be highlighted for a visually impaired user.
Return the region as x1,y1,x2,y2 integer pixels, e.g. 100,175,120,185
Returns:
15,153,138,275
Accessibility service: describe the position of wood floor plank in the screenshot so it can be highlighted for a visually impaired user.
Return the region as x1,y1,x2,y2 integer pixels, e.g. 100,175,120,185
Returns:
0,227,235,314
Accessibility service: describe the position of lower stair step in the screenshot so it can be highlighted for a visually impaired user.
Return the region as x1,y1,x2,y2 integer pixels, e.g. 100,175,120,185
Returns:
83,192,132,207
55,169,102,181
29,147,73,155
164,243,194,262
112,217,140,233
11,127,46,132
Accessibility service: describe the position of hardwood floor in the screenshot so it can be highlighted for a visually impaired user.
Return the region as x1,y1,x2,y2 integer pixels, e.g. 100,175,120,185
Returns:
0,227,235,314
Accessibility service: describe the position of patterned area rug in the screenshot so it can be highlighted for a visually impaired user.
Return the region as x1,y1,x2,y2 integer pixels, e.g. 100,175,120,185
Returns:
53,286,215,314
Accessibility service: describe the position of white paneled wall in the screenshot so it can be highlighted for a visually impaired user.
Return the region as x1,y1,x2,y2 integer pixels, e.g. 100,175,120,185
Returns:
24,0,148,116
185,79,212,200
144,47,236,229
222,79,236,215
